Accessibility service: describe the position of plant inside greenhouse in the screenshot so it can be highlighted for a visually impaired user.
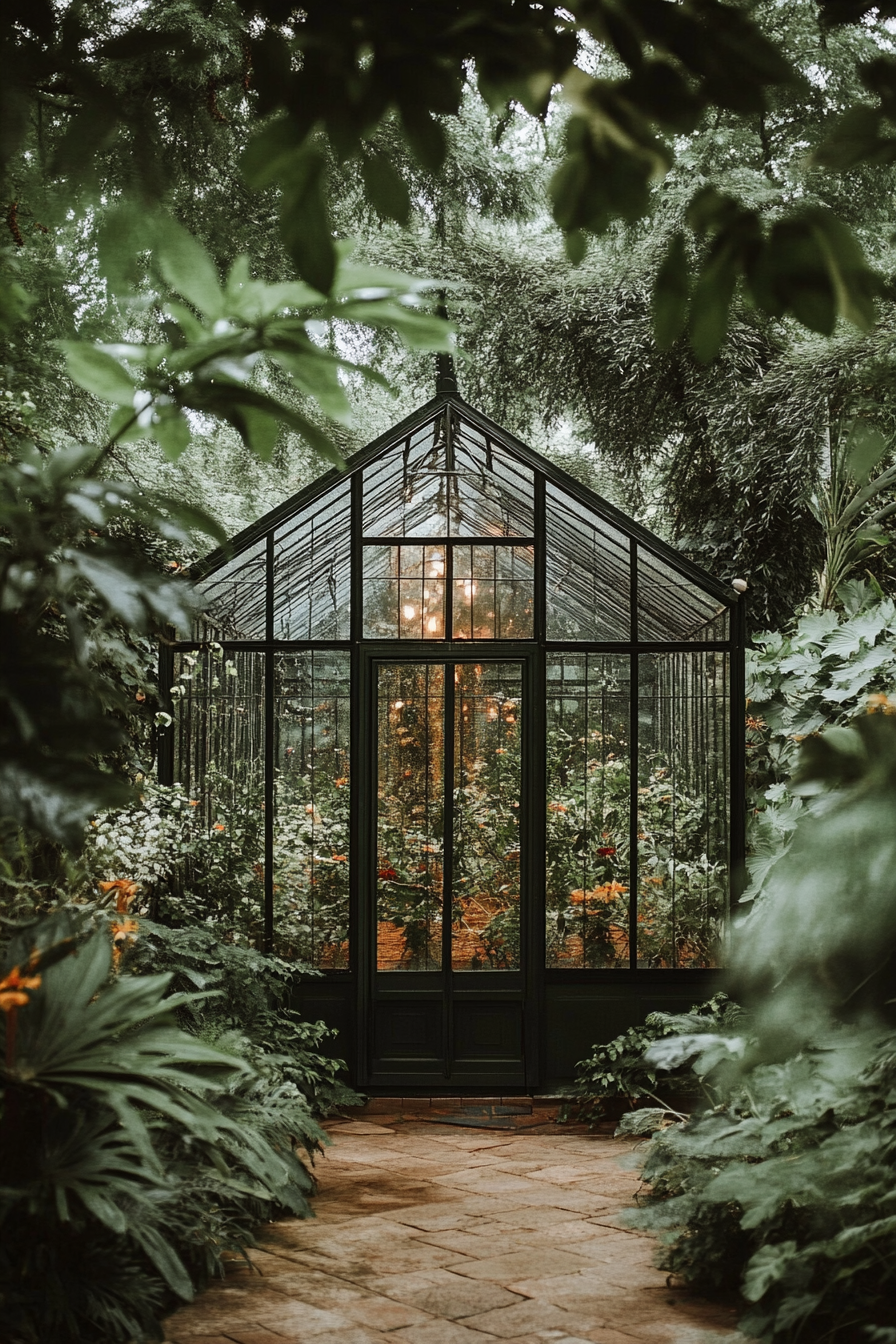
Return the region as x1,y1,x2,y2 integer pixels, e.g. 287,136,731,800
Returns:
2,1,896,1341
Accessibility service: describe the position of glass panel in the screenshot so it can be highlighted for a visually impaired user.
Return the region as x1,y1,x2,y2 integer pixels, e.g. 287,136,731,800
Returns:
545,655,631,968
452,662,523,970
273,481,351,640
363,411,535,538
170,648,265,942
637,652,729,968
451,419,535,537
546,485,631,641
452,546,535,640
363,546,447,638
194,539,267,639
377,664,445,969
272,652,351,966
637,547,728,642
364,416,450,537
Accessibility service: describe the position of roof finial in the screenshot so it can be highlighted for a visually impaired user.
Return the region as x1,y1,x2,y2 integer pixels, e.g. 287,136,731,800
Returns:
435,292,457,395
436,351,457,394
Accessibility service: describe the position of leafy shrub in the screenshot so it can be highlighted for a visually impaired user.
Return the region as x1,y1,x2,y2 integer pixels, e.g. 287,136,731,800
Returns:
625,710,896,1344
636,1024,896,1339
745,582,896,895
563,993,744,1124
0,909,325,1344
125,918,360,1116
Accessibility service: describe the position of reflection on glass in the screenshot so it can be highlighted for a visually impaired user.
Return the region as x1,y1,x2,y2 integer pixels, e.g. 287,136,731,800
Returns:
195,541,267,640
364,546,447,639
273,483,351,640
452,547,534,640
271,652,351,967
545,655,630,968
452,663,522,969
377,664,444,969
545,486,631,641
637,653,729,968
637,547,727,642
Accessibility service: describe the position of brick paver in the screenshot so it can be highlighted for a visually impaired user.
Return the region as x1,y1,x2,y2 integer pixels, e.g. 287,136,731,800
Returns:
164,1114,745,1344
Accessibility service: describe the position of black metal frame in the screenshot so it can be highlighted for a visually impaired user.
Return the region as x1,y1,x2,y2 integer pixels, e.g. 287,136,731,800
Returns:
161,392,745,1090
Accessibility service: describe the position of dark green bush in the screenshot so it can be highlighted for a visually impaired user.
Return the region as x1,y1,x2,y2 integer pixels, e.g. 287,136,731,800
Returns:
0,908,357,1344
624,711,896,1343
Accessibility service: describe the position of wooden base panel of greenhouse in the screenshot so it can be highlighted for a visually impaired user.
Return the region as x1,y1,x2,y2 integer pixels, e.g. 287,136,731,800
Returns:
163,1113,746,1344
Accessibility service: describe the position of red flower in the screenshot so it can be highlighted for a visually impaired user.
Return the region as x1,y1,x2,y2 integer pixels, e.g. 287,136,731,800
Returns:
597,846,616,857
379,867,398,880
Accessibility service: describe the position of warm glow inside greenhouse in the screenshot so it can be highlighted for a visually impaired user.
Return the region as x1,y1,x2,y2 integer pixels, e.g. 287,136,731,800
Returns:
162,393,745,1090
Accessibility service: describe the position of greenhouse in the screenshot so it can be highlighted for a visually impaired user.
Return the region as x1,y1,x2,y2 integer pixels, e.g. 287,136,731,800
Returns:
160,388,745,1091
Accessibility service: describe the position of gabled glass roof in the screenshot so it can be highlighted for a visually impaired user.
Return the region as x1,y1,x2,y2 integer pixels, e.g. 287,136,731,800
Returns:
191,395,734,645
362,406,534,538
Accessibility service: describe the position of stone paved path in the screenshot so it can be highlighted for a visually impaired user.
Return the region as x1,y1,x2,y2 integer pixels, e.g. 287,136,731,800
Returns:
164,1111,745,1344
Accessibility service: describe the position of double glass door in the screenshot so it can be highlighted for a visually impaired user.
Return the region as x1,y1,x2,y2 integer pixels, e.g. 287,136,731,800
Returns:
368,657,530,1085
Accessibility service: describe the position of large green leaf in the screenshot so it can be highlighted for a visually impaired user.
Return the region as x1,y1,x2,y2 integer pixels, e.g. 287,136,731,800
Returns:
59,344,136,405
153,217,224,319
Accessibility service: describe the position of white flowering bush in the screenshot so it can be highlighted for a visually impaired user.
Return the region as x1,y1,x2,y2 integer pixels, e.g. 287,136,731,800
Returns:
84,783,200,900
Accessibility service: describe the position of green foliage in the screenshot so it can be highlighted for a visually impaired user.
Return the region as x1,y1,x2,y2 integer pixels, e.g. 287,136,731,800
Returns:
563,993,744,1125
0,909,326,1343
0,443,221,846
624,711,896,1343
76,217,452,466
744,586,896,896
124,919,360,1116
3,0,890,366
635,1025,896,1341
809,420,896,609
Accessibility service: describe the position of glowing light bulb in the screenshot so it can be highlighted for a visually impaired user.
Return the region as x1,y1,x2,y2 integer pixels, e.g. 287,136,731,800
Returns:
402,604,416,620
462,581,477,600
393,700,404,710
426,615,439,632
431,555,444,576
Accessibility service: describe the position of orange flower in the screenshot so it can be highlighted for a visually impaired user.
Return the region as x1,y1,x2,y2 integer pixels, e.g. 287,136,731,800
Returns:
98,878,140,913
213,822,225,832
188,799,200,807
335,777,349,787
867,692,896,715
110,919,139,943
0,965,42,1013
331,854,348,862
135,691,146,702
548,802,567,813
569,882,628,905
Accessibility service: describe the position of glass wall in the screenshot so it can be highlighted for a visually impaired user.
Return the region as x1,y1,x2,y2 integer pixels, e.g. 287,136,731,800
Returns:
375,661,524,971
452,663,522,970
170,647,266,943
545,655,631,968
272,652,351,966
637,652,729,968
376,663,445,970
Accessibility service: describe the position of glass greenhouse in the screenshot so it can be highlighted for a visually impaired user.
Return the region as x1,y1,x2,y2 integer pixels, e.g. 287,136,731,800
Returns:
160,392,745,1090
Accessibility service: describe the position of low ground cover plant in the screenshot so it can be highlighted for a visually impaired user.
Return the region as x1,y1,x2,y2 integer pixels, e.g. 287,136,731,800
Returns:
562,993,744,1124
